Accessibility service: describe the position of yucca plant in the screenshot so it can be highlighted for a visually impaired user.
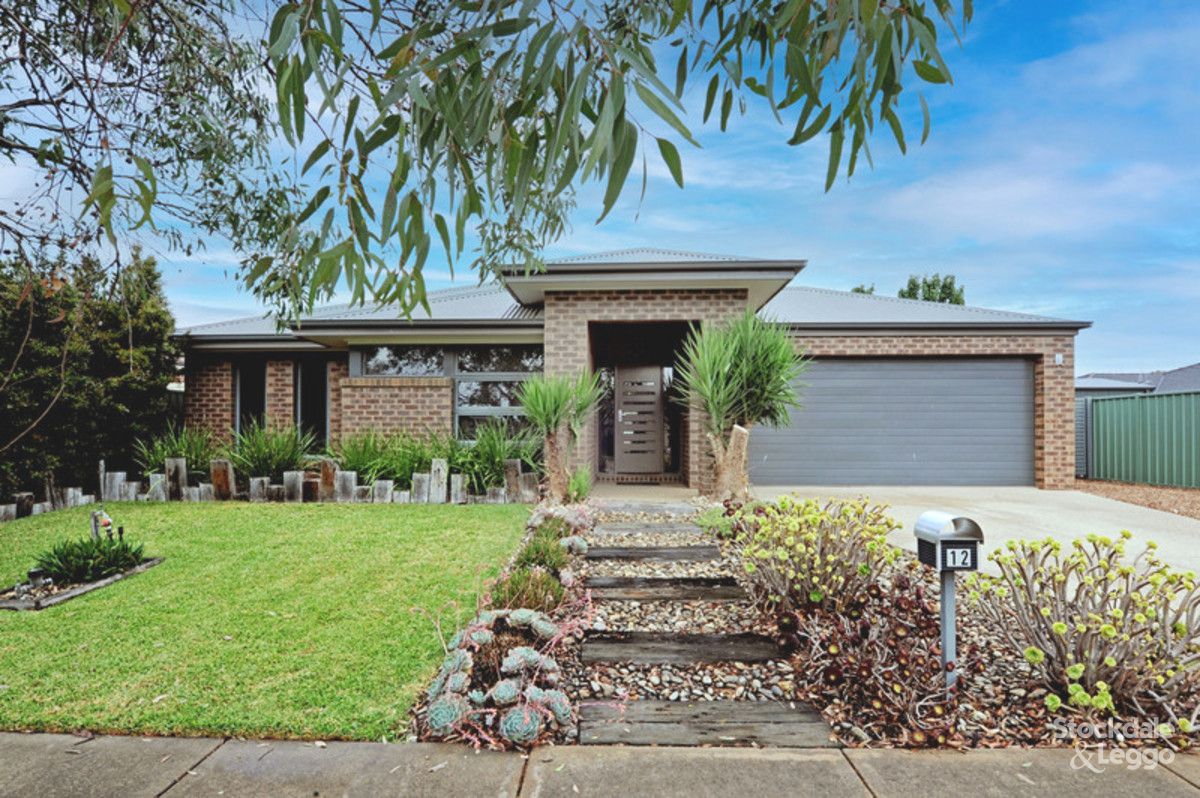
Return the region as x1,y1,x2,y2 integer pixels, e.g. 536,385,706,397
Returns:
518,372,602,503
132,423,219,482
674,312,809,499
226,420,317,483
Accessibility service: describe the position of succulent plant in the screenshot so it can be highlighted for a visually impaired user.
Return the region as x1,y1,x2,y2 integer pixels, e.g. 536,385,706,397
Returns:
487,679,521,706
501,646,543,675
508,608,538,628
530,617,559,640
444,671,470,693
448,630,464,649
559,535,588,555
426,670,448,700
542,689,573,726
467,689,487,706
427,693,470,736
468,628,495,647
523,685,546,704
442,648,473,674
499,704,544,745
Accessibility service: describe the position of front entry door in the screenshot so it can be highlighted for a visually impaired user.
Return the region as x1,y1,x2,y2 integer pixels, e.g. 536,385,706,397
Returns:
615,365,663,474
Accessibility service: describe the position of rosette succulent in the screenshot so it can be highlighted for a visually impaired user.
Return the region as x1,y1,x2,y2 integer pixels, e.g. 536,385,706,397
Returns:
499,705,544,745
559,535,588,555
488,679,522,706
427,693,470,736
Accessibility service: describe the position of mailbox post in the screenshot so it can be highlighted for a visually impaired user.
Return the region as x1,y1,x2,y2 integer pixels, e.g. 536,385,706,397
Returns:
914,510,983,690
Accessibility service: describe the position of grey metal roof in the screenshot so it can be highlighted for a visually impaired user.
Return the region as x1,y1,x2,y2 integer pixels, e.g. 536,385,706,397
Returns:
1075,377,1154,391
179,283,537,339
179,272,1088,341
1155,363,1200,394
547,248,760,265
760,286,1088,329
1082,363,1200,395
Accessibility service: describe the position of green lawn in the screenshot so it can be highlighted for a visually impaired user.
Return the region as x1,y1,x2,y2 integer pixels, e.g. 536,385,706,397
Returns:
0,501,527,740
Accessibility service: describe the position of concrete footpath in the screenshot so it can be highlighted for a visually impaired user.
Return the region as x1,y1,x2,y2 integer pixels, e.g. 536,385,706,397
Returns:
1,733,1198,797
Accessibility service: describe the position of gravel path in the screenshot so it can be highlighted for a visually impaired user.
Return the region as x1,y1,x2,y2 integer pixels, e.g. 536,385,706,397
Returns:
1077,479,1200,521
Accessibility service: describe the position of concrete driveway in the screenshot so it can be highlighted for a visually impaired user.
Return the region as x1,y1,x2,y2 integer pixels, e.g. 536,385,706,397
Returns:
751,485,1200,573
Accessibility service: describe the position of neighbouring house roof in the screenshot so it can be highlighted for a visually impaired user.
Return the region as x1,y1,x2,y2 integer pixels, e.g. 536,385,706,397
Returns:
1077,362,1200,395
176,250,1090,349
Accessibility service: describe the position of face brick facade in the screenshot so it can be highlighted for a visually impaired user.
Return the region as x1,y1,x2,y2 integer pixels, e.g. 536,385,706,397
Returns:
337,376,454,438
183,358,233,442
543,288,751,492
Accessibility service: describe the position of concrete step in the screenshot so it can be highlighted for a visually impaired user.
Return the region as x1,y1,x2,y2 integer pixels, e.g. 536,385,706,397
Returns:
578,699,836,747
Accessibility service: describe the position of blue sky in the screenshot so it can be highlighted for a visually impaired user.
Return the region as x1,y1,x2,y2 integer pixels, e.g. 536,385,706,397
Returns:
164,1,1200,375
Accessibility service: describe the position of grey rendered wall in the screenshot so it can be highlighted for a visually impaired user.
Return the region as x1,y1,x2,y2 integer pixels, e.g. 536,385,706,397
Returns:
749,358,1035,486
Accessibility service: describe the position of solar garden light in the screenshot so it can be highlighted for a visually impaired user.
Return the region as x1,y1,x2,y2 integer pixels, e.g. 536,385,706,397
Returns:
914,511,983,690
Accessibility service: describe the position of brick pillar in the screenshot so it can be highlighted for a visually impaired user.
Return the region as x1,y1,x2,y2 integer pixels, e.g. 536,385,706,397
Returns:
1035,343,1076,489
265,359,295,430
184,358,234,443
328,357,348,445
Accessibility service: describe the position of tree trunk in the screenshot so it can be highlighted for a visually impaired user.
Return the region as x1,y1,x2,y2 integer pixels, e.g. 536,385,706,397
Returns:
727,423,752,500
544,427,568,503
705,433,731,500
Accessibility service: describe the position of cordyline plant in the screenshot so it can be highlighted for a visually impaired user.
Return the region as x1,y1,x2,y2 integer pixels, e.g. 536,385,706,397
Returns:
674,313,809,499
965,533,1200,737
735,495,899,618
517,373,602,504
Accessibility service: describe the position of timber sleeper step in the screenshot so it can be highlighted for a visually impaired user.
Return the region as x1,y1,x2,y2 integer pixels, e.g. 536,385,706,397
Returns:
578,699,836,747
581,631,782,664
585,576,744,601
586,545,721,562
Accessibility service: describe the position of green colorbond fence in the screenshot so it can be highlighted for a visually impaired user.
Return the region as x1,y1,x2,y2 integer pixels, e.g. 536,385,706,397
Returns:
1091,391,1200,488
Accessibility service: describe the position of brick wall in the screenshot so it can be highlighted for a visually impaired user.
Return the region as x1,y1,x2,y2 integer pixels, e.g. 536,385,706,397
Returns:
265,359,295,430
328,358,349,443
790,332,1077,489
183,358,234,443
543,288,750,491
338,376,454,439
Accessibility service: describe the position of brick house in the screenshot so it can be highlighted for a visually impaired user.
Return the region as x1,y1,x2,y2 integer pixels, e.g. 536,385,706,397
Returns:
176,249,1089,491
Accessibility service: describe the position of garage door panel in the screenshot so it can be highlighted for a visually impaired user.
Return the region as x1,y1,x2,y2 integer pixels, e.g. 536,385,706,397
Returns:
749,358,1034,486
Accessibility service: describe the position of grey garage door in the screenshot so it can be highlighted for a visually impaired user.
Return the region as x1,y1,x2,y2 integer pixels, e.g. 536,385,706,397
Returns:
749,358,1034,486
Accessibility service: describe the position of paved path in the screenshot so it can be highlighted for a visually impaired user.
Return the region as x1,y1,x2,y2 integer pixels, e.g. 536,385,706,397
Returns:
2,732,1197,797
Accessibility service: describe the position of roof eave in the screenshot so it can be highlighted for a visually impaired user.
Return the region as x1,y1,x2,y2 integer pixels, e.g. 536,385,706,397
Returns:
783,320,1092,332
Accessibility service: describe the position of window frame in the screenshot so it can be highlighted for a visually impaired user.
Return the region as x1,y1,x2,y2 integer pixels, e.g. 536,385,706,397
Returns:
351,344,543,440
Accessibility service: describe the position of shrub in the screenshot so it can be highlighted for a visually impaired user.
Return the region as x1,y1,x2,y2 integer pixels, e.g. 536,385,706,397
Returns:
132,423,219,482
226,420,316,483
788,567,982,746
566,465,591,504
465,418,541,494
328,430,391,477
515,531,569,572
966,533,1200,726
734,496,898,617
490,567,565,613
696,502,740,540
35,534,146,584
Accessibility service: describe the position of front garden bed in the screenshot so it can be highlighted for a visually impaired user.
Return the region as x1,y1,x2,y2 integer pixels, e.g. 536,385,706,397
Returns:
0,558,163,612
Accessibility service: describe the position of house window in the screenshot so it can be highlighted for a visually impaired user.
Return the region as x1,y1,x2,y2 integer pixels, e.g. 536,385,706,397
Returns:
361,345,443,376
234,359,266,433
351,344,543,440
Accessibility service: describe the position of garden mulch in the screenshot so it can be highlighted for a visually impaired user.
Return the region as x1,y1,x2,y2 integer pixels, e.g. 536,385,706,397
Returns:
1076,479,1200,521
